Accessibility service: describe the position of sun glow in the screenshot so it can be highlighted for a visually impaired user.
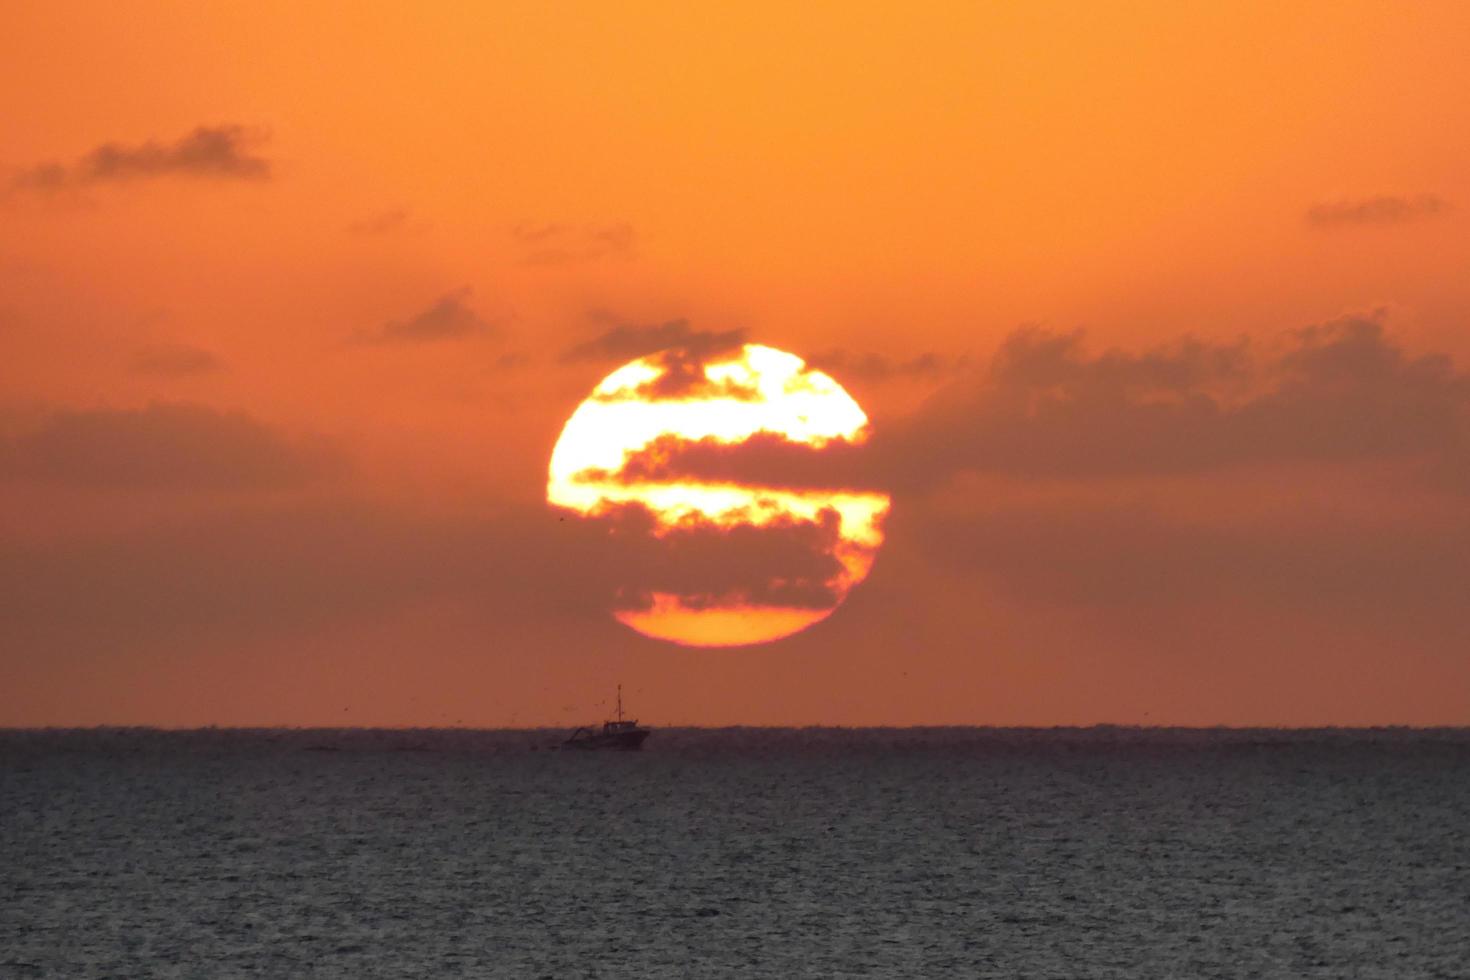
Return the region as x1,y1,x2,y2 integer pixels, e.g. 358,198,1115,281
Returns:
548,344,890,646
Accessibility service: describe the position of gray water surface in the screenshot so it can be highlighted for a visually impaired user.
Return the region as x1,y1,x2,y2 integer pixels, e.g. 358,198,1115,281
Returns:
3,728,1468,978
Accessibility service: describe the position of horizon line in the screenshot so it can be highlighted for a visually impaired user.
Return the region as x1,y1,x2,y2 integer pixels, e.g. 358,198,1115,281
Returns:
5,723,1469,734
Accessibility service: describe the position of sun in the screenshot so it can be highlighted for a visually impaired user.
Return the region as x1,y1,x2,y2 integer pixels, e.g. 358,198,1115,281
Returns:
548,343,890,646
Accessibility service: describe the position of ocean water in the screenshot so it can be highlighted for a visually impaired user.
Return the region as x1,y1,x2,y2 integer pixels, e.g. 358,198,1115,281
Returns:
2,728,1468,979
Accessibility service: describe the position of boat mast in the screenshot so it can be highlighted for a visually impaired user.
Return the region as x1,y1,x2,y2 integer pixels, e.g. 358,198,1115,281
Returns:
617,684,623,722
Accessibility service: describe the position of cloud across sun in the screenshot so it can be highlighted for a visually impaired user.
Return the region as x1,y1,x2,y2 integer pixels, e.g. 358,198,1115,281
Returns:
548,344,890,646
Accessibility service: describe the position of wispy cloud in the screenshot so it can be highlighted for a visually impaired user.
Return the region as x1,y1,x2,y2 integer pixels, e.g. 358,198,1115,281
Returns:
559,317,746,364
806,349,961,383
10,125,272,192
130,343,222,377
347,208,412,236
1305,194,1450,228
355,288,495,345
511,222,635,265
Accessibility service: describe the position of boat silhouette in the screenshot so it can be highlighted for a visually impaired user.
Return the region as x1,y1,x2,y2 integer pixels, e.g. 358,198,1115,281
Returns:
564,685,651,750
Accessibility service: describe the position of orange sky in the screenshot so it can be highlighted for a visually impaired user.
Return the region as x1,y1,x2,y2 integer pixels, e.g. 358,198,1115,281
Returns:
3,2,1470,726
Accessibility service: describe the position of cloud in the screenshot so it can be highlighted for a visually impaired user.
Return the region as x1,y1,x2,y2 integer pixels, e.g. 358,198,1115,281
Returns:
1305,194,1450,228
584,431,877,491
0,402,344,491
559,317,747,364
577,503,847,612
512,222,634,265
987,326,1251,391
0,502,527,639
6,316,1468,674
593,347,766,402
356,288,494,344
10,125,271,191
347,208,411,236
558,315,1467,496
806,349,960,383
906,499,1470,616
0,496,845,646
130,343,222,377
887,315,1470,487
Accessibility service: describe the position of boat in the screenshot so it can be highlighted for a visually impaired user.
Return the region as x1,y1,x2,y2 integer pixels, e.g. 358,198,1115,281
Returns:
564,685,651,750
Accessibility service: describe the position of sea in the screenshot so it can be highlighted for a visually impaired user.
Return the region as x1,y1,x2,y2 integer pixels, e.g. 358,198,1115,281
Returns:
2,727,1467,979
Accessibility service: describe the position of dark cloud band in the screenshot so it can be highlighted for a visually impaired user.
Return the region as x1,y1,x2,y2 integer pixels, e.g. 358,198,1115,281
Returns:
0,403,343,491
885,315,1470,487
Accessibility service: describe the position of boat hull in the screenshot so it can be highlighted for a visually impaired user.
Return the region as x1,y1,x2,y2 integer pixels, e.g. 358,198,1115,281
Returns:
563,728,651,751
